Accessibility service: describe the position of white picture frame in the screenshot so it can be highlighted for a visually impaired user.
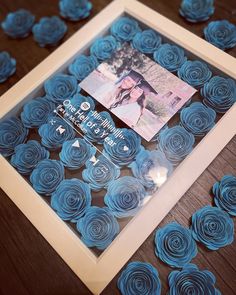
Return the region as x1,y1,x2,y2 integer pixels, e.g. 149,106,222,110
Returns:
0,0,235,294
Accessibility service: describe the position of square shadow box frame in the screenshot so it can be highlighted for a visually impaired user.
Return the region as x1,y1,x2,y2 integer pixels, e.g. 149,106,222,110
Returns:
0,0,235,294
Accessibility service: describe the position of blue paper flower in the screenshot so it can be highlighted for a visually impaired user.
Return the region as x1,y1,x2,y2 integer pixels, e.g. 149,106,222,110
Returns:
0,51,16,83
76,206,119,250
153,44,187,72
191,205,234,250
82,154,120,191
30,159,64,195
204,20,236,50
168,264,221,295
213,175,236,217
132,29,162,54
68,54,98,81
0,117,28,157
154,222,198,268
180,102,216,136
51,178,91,222
44,74,80,104
59,0,92,21
104,176,146,218
201,76,236,113
39,117,75,150
11,140,49,175
129,149,173,191
90,35,118,61
103,128,143,166
21,96,56,128
111,16,141,42
117,261,161,295
59,138,96,169
80,111,115,144
158,126,195,165
1,9,35,38
32,16,67,47
178,60,212,87
179,0,215,23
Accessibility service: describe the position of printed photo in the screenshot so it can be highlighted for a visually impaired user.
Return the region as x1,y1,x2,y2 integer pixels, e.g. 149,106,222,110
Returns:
80,43,197,141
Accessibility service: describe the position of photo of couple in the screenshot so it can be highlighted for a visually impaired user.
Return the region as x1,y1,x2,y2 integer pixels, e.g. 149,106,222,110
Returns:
80,44,196,141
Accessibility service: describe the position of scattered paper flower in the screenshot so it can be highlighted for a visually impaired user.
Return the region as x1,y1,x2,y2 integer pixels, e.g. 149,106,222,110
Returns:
90,35,118,61
30,159,64,195
179,0,215,23
32,16,67,47
117,261,161,295
155,222,198,268
132,29,162,54
82,154,120,191
204,20,236,50
168,264,221,295
111,16,141,42
11,140,49,175
68,54,98,81
1,9,35,38
0,117,28,157
59,0,92,21
191,205,234,250
0,51,16,83
153,44,187,72
213,175,236,217
76,206,119,250
59,138,96,169
104,176,146,218
201,76,236,113
178,60,212,87
180,102,216,136
51,178,91,222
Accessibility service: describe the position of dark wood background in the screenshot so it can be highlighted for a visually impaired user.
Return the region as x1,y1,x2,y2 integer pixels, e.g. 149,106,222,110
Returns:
0,0,235,294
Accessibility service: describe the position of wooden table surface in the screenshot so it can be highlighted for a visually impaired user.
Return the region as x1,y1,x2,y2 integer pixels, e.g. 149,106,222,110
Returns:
0,0,235,294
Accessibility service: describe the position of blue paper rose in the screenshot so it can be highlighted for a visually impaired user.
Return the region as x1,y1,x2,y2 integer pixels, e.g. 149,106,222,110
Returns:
59,138,96,169
129,149,173,191
44,74,80,104
154,222,198,268
32,16,67,47
21,96,56,128
0,51,16,83
204,20,236,50
0,117,28,157
117,261,161,295
1,9,35,38
213,175,236,217
104,176,146,218
76,206,119,250
132,29,162,54
179,0,215,23
39,117,75,150
90,35,118,61
191,205,234,250
158,126,195,165
168,264,221,295
111,16,141,42
59,0,92,21
201,76,236,113
178,60,212,87
180,102,216,136
103,128,143,166
11,140,49,175
80,111,115,144
82,154,120,191
51,178,91,222
153,44,187,72
68,54,98,81
30,159,64,195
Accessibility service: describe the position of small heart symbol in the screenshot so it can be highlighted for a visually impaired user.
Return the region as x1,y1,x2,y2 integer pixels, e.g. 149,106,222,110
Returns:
123,145,129,151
